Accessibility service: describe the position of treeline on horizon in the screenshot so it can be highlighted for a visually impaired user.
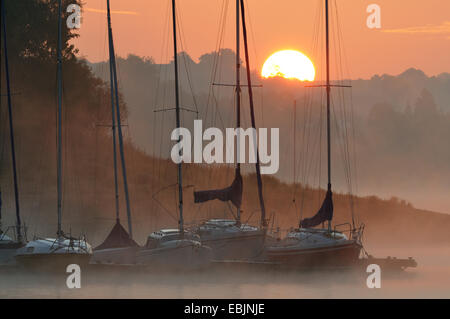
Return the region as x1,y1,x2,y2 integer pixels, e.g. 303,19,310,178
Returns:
1,0,449,249
90,52,450,214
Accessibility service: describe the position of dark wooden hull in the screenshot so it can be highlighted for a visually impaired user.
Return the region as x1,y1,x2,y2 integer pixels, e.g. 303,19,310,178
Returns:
266,241,362,268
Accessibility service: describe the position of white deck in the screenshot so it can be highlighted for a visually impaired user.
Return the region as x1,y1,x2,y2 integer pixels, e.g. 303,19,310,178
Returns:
15,238,92,256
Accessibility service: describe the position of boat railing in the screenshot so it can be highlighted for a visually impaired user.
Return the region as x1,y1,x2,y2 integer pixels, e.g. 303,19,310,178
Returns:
31,234,91,253
0,225,27,242
333,222,352,235
333,223,365,242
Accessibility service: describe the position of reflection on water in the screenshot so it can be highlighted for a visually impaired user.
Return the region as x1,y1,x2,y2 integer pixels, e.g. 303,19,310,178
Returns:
1,246,449,298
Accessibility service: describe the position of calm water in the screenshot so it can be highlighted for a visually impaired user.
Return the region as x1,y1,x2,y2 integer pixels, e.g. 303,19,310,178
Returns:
1,246,449,298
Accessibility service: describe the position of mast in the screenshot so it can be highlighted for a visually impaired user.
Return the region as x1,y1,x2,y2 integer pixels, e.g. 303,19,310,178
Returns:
56,0,63,237
239,0,267,229
325,0,331,230
106,0,120,223
325,0,331,193
235,0,241,225
107,0,133,237
171,0,184,234
1,0,22,242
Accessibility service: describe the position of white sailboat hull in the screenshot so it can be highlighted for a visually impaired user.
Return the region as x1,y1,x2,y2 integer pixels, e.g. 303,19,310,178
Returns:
15,238,92,271
201,231,266,260
195,220,267,260
265,229,362,268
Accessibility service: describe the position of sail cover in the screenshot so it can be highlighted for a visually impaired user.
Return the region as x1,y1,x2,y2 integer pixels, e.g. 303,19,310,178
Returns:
94,220,139,250
194,171,243,208
300,190,333,228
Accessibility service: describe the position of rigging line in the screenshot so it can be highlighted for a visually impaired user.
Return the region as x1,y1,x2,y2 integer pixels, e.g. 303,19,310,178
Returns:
317,85,324,199
93,89,99,223
331,104,354,226
108,1,133,238
0,99,5,168
298,92,310,220
291,100,300,219
211,1,229,126
171,0,184,232
204,0,226,121
174,17,200,200
244,0,259,68
334,1,358,220
348,87,359,220
307,91,324,212
175,6,199,116
304,94,318,186
240,0,266,228
308,95,323,207
330,3,350,193
115,83,144,229
153,2,170,114
106,27,120,223
299,0,322,212
174,8,198,187
339,88,354,198
297,95,308,221
330,94,352,202
56,0,63,236
151,183,179,223
157,5,172,190
30,87,54,236
243,0,264,128
297,92,307,187
225,201,237,220
152,2,170,193
292,100,297,201
206,0,229,132
334,0,352,81
311,1,326,210
331,3,355,223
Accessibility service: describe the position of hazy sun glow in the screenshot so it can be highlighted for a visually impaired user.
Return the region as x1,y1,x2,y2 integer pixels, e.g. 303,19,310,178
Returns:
261,50,315,81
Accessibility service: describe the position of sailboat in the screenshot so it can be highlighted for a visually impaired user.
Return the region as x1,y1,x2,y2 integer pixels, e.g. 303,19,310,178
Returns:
192,0,268,261
265,0,363,268
15,0,92,268
0,0,26,266
135,0,212,270
91,0,139,265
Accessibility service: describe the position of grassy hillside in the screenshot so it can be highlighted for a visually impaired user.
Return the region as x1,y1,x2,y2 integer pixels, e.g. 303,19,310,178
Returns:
2,126,449,249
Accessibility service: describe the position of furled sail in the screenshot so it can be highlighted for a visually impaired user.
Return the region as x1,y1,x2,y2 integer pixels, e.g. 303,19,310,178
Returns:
194,171,243,208
300,190,333,228
94,220,139,250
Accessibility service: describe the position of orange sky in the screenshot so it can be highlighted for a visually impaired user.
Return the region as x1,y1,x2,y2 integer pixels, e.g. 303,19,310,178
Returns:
74,0,450,79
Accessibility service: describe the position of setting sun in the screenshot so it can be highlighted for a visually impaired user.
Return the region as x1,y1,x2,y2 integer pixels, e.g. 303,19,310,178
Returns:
261,50,315,81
